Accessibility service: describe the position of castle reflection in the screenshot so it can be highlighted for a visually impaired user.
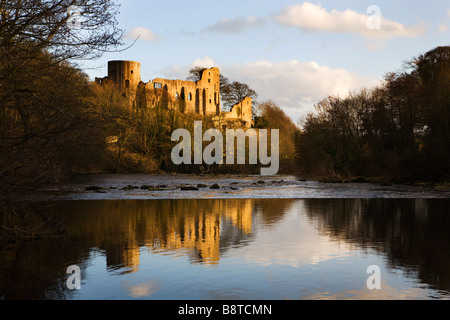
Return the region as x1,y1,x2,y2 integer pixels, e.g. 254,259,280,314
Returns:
60,199,291,271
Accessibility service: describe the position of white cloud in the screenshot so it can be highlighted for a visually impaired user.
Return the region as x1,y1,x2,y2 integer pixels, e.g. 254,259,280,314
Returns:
190,57,217,69
203,16,265,34
274,2,427,39
126,27,159,42
222,60,379,122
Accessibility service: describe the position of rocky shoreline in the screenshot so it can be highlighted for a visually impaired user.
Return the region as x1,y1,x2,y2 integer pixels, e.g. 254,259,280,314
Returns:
23,174,448,201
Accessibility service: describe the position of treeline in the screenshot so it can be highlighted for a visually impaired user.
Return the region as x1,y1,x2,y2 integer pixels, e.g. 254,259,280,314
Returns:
296,46,450,183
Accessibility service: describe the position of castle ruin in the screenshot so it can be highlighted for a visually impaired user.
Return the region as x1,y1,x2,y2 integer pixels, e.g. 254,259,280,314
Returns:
95,60,253,128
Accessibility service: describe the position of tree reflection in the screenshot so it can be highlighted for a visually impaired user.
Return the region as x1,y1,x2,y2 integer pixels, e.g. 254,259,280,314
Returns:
302,199,450,293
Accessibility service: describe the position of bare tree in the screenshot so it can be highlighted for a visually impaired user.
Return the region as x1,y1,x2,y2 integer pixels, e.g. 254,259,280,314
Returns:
0,0,124,61
221,81,258,110
186,66,206,82
0,0,126,197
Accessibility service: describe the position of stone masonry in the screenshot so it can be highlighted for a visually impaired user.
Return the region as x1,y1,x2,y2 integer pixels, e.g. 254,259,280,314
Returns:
95,60,252,128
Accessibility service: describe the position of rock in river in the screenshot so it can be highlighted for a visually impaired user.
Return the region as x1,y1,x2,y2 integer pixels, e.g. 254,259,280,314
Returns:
180,186,199,191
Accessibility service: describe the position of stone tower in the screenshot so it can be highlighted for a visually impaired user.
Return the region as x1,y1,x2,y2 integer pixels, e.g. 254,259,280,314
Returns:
107,60,141,89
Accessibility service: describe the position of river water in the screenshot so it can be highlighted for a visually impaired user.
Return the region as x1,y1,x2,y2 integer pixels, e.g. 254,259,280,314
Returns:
1,174,449,300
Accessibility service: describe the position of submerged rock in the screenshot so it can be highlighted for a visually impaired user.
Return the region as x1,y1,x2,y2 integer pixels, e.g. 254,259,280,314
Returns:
210,183,220,189
180,186,199,191
85,186,103,191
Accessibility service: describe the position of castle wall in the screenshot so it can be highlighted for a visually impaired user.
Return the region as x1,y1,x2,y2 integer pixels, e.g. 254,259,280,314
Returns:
221,97,253,128
144,67,220,116
95,61,252,127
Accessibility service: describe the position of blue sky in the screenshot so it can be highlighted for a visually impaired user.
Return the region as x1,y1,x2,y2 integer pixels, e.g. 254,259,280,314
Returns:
80,0,450,124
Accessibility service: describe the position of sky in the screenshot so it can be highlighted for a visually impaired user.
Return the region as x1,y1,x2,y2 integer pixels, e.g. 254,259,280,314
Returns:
80,0,450,124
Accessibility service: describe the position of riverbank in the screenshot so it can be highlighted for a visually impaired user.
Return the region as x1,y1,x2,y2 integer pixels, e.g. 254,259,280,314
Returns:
314,174,450,189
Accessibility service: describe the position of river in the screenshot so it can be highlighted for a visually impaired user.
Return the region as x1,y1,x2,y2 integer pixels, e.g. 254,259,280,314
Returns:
1,174,449,300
